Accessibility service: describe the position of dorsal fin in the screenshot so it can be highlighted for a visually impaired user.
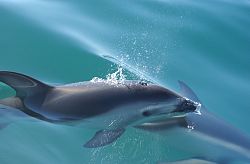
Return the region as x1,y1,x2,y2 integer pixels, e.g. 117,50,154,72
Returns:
178,80,200,103
0,71,52,98
178,81,209,112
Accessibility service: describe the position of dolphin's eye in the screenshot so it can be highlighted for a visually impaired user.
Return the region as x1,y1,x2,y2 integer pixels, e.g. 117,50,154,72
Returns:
139,81,148,86
142,111,151,117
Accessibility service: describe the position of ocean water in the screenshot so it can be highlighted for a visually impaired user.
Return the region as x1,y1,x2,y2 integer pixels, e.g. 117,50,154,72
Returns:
0,0,250,163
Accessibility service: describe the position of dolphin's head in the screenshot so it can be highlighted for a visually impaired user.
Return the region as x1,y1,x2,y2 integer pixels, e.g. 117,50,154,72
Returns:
123,81,199,119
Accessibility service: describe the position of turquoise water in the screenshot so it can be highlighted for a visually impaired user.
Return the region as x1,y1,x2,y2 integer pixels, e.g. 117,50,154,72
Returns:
0,0,250,163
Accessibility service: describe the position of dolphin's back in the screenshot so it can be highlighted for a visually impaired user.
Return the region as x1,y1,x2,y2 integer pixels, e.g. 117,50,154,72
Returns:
186,110,250,152
40,83,131,120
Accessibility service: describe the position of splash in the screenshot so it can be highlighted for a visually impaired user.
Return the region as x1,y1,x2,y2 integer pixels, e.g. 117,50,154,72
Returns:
101,55,158,84
90,66,127,85
187,125,195,131
194,103,202,115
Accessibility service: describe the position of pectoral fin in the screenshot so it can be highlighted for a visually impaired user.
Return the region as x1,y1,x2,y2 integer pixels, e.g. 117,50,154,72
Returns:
84,128,125,148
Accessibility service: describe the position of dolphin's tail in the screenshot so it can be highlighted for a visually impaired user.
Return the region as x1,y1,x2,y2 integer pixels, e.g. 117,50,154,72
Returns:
0,71,52,98
0,71,54,128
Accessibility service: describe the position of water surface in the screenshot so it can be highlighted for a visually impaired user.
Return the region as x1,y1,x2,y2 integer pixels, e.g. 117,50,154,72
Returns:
0,0,250,163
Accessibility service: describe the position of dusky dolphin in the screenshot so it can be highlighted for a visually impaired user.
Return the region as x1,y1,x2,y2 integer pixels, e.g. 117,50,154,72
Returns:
0,71,198,148
136,81,250,164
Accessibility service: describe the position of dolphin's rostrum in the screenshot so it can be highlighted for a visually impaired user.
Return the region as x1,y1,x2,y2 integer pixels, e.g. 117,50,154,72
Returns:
0,71,198,148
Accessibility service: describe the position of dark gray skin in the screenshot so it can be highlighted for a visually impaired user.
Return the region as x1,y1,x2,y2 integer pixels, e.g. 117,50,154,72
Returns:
137,81,250,164
0,71,198,148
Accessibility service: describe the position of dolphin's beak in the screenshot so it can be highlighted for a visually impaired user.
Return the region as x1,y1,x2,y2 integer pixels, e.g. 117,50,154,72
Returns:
142,97,199,117
175,97,200,113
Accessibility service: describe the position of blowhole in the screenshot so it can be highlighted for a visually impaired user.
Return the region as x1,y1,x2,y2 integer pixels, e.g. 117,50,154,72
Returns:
139,81,148,86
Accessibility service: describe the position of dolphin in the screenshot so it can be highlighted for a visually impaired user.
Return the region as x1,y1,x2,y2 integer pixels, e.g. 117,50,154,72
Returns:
0,71,198,148
136,81,250,164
